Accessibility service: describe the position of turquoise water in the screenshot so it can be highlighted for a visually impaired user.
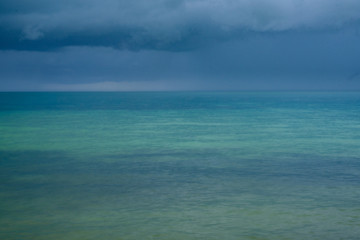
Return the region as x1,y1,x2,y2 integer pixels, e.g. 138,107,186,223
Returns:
1,92,360,240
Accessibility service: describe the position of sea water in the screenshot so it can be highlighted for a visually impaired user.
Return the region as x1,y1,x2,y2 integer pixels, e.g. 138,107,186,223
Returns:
0,92,360,240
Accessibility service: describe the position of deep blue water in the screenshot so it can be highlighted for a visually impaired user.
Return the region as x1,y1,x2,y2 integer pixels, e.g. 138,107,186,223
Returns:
1,92,360,239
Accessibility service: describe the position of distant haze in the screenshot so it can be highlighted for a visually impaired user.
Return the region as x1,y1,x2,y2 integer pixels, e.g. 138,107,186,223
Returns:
1,0,360,91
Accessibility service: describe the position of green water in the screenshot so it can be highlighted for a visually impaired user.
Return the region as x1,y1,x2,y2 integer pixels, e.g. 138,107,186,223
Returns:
1,92,360,239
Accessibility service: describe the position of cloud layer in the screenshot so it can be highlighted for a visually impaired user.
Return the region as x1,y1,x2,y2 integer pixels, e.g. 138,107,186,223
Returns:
1,0,360,91
1,0,360,51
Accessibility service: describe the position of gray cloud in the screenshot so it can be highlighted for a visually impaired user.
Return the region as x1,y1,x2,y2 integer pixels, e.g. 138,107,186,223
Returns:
1,0,360,91
1,0,360,51
1,25,360,91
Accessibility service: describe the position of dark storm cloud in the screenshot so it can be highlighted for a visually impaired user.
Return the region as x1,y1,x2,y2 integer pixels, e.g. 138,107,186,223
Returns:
1,0,360,91
1,26,360,91
1,0,360,51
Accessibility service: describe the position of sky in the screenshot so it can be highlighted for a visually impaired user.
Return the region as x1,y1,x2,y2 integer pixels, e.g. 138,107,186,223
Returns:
1,0,360,91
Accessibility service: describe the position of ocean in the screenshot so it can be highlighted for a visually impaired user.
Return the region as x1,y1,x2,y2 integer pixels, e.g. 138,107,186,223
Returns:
1,92,360,239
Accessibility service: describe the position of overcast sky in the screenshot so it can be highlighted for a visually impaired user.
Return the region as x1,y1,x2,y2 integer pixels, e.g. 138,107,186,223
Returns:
1,0,360,91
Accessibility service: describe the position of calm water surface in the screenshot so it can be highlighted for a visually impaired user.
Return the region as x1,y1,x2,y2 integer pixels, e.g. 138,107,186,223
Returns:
1,92,360,239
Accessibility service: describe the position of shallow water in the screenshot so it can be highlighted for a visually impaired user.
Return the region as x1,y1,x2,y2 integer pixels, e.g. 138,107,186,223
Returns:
1,92,360,239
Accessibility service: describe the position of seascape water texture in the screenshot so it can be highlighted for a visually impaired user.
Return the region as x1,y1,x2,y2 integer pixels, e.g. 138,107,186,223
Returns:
1,91,360,240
